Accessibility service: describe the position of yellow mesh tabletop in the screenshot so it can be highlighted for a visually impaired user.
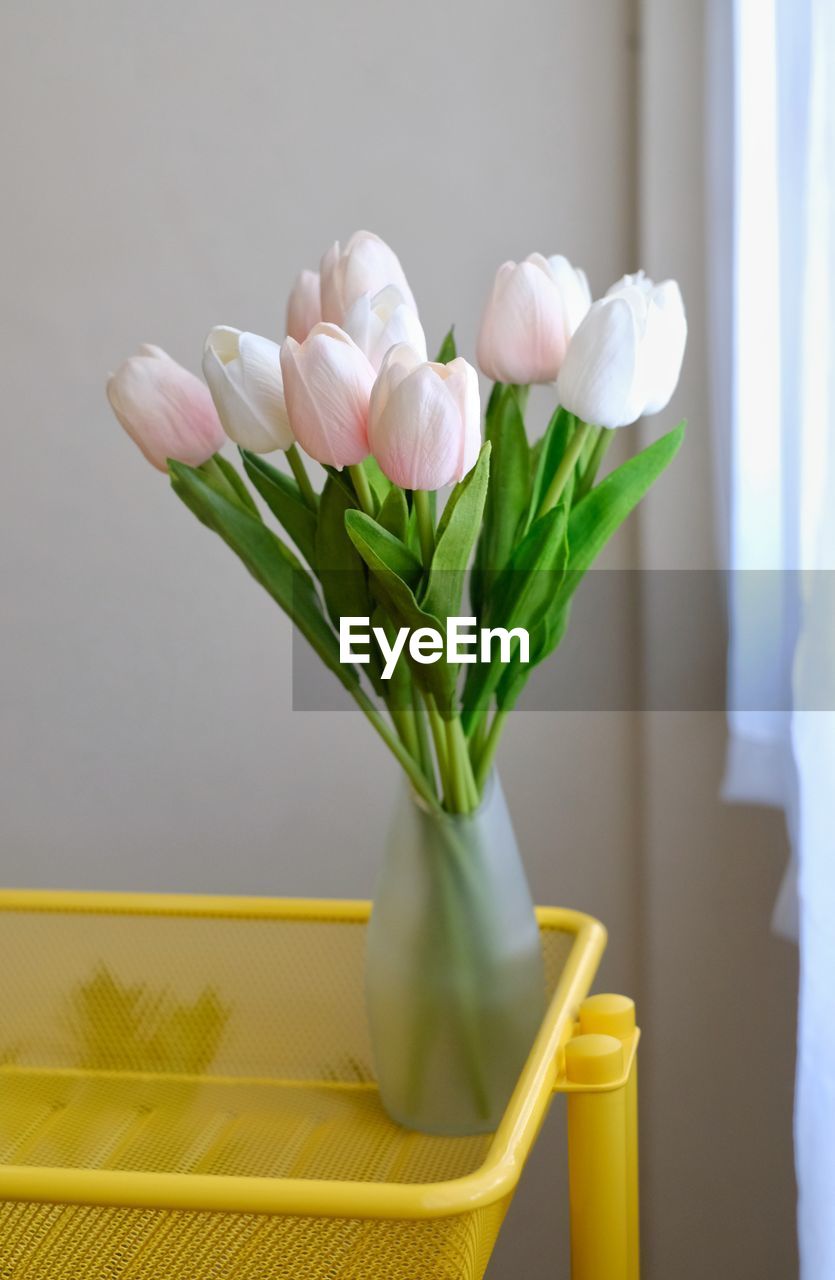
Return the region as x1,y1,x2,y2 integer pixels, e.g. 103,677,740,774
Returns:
0,891,605,1280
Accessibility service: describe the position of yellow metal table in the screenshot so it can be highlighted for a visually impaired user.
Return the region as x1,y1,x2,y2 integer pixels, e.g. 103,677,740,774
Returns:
0,891,639,1279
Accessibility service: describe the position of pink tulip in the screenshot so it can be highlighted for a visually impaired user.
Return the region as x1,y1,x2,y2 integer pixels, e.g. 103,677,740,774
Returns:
106,344,225,471
320,230,417,325
476,253,591,385
368,344,481,491
280,323,375,468
286,269,322,342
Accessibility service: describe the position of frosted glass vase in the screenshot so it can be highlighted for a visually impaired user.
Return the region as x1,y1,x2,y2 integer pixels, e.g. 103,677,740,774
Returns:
365,775,545,1135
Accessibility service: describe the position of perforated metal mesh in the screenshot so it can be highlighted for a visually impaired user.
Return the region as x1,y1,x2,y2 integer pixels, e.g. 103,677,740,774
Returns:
0,902,574,1278
0,1198,511,1280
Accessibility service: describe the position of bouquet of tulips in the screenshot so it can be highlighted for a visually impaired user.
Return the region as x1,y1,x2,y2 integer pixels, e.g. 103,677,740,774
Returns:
107,230,687,819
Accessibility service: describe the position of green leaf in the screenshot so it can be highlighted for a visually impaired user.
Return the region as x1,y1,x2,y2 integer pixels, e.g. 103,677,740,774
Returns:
322,465,356,505
484,380,503,420
496,517,571,710
529,435,545,480
241,450,318,567
527,406,575,530
495,601,572,712
422,442,491,621
462,503,568,731
377,486,410,543
209,455,261,517
168,462,359,696
562,421,686,596
315,476,374,629
489,422,686,715
435,327,457,364
345,509,457,716
471,385,530,621
497,502,569,632
343,510,422,592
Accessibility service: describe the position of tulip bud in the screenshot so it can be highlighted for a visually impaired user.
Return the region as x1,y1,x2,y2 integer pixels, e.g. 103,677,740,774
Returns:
476,253,591,385
320,230,417,325
280,323,375,468
368,344,481,491
202,326,293,454
107,344,225,471
286,269,322,342
342,285,428,371
556,272,687,428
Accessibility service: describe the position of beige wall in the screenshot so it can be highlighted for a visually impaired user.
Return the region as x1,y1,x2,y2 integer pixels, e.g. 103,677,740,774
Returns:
0,1,796,1275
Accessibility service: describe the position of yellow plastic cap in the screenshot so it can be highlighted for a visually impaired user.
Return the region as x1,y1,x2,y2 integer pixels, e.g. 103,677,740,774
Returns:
564,1033,624,1085
579,993,636,1040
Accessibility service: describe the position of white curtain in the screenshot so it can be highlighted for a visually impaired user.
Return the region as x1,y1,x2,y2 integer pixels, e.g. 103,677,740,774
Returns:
711,0,835,1273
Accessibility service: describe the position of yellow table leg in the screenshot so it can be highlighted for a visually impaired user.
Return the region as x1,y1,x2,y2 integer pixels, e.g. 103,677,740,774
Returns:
565,1033,628,1280
578,994,640,1280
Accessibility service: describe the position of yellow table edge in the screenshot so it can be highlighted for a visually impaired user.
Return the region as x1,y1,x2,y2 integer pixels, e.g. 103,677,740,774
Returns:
0,889,607,1221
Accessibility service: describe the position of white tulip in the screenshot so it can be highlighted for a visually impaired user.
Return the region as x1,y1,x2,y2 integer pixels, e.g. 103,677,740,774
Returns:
556,272,687,428
320,230,417,325
203,326,294,453
342,285,428,371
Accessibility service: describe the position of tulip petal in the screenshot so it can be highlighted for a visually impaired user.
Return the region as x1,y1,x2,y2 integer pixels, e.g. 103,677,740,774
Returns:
440,357,482,480
340,230,418,316
369,342,423,424
320,231,417,326
546,255,592,334
641,280,687,414
319,241,342,323
344,286,427,370
108,347,225,471
286,268,322,342
369,365,462,490
203,328,292,453
477,260,568,384
237,332,294,448
342,292,375,360
557,296,646,428
380,301,428,365
281,326,374,468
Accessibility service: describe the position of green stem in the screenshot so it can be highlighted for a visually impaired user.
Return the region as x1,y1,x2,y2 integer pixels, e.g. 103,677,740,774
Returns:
286,444,318,511
411,684,436,794
413,489,435,568
427,847,491,1120
390,704,420,765
443,716,480,813
536,417,592,518
575,427,613,501
351,684,441,813
469,712,488,766
423,693,450,794
445,718,468,813
474,708,508,794
579,424,599,472
451,717,480,809
349,464,376,516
